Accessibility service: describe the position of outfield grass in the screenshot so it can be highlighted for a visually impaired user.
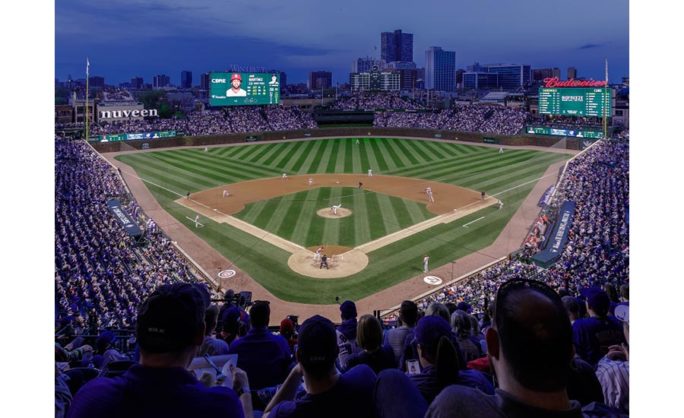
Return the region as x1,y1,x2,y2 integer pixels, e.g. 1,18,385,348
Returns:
116,138,568,304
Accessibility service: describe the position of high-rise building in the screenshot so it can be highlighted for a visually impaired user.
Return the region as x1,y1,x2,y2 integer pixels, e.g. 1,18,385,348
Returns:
425,47,456,91
153,74,171,88
386,61,418,90
130,77,144,89
200,72,210,90
181,71,192,89
485,64,531,90
463,72,499,90
308,71,332,90
353,57,385,73
381,30,413,63
532,67,561,82
568,67,577,79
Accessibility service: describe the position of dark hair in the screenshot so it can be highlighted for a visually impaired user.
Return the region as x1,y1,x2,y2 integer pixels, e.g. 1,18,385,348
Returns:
603,283,620,304
493,279,572,392
450,310,472,339
399,300,418,327
297,315,338,380
356,314,382,352
561,296,580,320
434,336,461,388
249,301,270,328
204,305,219,336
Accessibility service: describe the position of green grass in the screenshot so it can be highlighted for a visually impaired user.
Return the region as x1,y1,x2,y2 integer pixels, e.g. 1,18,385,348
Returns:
116,138,568,304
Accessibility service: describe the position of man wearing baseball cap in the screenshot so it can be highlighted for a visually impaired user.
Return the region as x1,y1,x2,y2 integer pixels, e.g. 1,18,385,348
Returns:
227,73,247,97
263,315,377,418
67,283,250,418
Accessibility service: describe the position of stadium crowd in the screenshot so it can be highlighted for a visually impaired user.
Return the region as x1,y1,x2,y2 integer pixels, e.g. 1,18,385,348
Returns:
55,126,629,417
88,107,316,137
374,105,529,135
331,93,424,111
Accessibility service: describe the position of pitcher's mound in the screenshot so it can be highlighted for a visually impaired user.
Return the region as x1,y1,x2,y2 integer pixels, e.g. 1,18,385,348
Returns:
317,207,352,219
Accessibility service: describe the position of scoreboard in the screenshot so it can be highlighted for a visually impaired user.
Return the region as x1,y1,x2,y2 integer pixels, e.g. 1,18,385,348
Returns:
538,87,611,117
209,72,280,106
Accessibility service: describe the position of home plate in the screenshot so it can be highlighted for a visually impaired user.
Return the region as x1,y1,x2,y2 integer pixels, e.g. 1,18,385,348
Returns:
423,276,443,286
218,269,236,279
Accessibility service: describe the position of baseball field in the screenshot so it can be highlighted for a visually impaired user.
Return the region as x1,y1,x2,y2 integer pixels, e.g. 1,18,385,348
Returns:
114,137,568,304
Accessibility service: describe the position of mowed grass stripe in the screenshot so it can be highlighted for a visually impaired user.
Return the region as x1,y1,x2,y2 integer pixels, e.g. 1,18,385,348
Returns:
290,140,318,173
388,194,416,229
373,139,399,171
392,138,421,165
368,139,389,172
468,156,564,194
400,149,527,180
384,139,413,167
271,141,301,168
359,140,371,173
248,142,277,163
229,143,259,160
325,139,342,173
237,199,269,224
302,140,327,174
352,190,371,244
343,139,354,172
117,155,205,193
402,197,430,225
262,142,290,167
403,139,433,162
169,149,278,179
263,191,298,233
432,151,544,183
306,188,330,246
457,153,564,189
280,141,310,172
389,146,496,176
363,191,388,240
375,194,401,234
288,189,321,244
419,140,451,160
314,138,335,173
321,188,343,244
251,197,283,230
133,153,222,189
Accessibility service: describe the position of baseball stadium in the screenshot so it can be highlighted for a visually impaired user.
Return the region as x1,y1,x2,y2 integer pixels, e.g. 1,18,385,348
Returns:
52,7,631,417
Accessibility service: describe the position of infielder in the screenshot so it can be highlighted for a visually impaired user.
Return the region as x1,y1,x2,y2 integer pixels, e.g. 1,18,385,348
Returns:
425,187,435,203
331,203,342,215
368,168,373,177
308,177,314,186
423,255,430,273
282,173,288,180
222,190,230,198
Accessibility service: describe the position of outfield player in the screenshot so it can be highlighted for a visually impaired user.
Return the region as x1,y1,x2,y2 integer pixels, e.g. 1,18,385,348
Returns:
499,147,504,154
194,215,200,228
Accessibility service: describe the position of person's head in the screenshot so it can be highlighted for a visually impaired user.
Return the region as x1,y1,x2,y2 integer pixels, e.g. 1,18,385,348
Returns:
614,304,629,343
136,283,207,365
340,300,357,321
399,300,418,327
296,315,339,380
204,304,220,336
488,279,573,393
96,330,115,353
224,289,235,304
415,316,464,385
220,306,241,339
271,74,277,82
356,314,383,352
561,295,581,322
230,73,242,89
603,283,620,303
619,284,629,302
249,301,271,328
585,289,610,318
280,318,295,338
426,302,450,323
450,310,472,338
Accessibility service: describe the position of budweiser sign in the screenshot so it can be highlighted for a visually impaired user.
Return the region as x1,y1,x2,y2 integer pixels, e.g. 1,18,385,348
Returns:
543,77,607,88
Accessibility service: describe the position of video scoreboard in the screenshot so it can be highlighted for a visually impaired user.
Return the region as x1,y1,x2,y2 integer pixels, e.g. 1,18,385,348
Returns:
209,72,280,106
538,87,611,117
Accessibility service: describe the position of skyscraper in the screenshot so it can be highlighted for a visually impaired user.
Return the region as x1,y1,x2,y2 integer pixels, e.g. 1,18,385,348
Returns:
425,47,455,91
200,73,210,90
181,70,192,89
381,30,413,63
130,77,144,89
153,74,170,88
568,67,577,79
485,64,531,89
353,57,385,73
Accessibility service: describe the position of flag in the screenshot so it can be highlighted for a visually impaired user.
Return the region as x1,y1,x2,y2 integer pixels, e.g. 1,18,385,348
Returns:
86,58,90,76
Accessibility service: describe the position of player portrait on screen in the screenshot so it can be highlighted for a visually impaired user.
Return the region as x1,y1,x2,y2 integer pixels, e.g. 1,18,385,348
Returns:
269,74,279,86
226,73,247,97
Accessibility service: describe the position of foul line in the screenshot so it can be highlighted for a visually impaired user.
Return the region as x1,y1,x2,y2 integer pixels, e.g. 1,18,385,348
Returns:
462,216,485,228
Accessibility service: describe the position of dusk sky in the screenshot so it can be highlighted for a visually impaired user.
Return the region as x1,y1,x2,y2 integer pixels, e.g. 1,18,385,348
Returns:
55,0,629,85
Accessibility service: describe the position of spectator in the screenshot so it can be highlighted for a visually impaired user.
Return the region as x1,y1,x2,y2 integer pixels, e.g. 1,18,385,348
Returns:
67,283,250,418
279,318,298,357
410,315,492,403
199,304,230,356
92,330,128,369
263,315,377,418
450,310,481,362
426,278,584,417
229,301,292,390
336,300,361,370
562,295,582,324
383,300,418,367
595,304,629,412
345,315,396,373
572,288,625,365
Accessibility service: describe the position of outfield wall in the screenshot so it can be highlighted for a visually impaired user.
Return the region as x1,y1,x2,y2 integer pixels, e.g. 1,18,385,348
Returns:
90,127,581,153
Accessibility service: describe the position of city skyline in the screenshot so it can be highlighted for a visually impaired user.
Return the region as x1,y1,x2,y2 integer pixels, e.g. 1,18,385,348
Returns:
56,0,629,85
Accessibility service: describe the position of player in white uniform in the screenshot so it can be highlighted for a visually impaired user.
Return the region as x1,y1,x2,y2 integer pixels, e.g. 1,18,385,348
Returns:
423,255,430,273
425,187,435,203
314,246,323,262
331,203,342,215
282,173,288,180
194,215,200,228
222,190,230,198
308,177,314,186
368,168,373,177
499,147,504,154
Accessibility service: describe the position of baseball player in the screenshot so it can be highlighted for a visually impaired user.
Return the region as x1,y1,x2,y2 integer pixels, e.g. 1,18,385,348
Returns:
481,191,486,200
423,255,430,273
282,173,288,180
425,187,435,203
356,139,360,145
358,181,363,189
331,203,342,215
308,177,314,186
368,168,373,177
499,147,504,154
498,200,504,210
320,254,329,269
222,190,230,198
314,246,323,262
204,147,209,152
194,215,200,228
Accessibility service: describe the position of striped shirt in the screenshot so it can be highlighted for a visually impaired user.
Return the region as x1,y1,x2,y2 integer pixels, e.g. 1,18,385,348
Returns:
595,357,629,412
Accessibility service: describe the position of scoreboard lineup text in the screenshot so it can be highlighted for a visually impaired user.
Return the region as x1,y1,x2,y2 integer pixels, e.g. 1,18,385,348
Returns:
209,72,280,106
538,87,611,117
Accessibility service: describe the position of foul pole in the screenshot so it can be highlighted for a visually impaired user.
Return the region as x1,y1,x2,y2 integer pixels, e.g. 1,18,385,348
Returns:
603,58,609,139
85,58,90,141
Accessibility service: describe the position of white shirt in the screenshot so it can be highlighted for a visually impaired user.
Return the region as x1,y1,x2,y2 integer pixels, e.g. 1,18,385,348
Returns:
226,88,247,97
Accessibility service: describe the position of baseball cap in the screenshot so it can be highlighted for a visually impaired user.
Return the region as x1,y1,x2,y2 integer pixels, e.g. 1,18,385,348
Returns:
415,315,452,352
231,73,242,81
585,289,610,316
221,306,241,334
136,283,206,353
297,315,338,367
96,330,115,352
456,301,472,313
340,300,357,320
614,304,629,323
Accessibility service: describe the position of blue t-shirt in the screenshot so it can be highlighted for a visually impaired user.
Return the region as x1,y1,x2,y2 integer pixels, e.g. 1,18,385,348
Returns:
572,316,625,365
270,364,377,418
229,327,293,389
66,365,243,418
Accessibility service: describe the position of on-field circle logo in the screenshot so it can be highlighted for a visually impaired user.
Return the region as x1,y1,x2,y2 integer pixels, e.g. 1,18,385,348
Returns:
423,276,443,286
218,269,236,279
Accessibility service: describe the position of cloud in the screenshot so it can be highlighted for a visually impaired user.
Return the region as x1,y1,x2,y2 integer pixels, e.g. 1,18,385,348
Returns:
578,43,604,50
